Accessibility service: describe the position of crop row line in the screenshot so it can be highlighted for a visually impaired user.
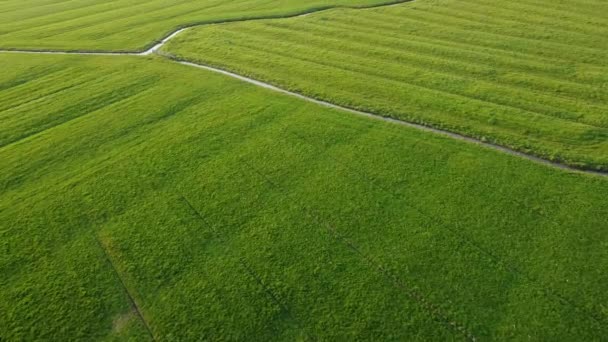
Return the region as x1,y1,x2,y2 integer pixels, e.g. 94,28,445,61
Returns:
203,34,607,130
425,4,605,38
253,19,607,99
0,74,159,149
458,0,608,26
372,8,607,54
329,12,608,71
0,0,414,54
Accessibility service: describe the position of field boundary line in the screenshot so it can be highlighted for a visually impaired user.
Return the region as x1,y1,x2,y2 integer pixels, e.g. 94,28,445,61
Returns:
93,235,156,341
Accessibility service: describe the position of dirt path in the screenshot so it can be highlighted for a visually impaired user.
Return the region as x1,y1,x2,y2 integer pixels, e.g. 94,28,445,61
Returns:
0,0,606,178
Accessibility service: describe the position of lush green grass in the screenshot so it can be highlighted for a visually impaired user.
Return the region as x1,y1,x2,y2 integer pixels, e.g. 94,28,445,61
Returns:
1,53,607,340
0,0,403,51
164,0,608,171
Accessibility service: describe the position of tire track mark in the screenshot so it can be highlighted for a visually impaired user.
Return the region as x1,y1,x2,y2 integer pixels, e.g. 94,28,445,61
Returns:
178,193,316,340
93,235,156,341
322,222,477,341
238,157,475,341
284,126,608,330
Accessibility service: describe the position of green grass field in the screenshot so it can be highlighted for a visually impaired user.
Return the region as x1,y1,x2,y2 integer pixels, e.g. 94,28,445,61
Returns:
2,0,608,340
0,0,402,51
164,0,608,171
1,53,607,340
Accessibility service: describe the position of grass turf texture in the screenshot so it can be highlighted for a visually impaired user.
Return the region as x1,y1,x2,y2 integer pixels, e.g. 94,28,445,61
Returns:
1,53,608,340
0,0,403,52
163,0,608,172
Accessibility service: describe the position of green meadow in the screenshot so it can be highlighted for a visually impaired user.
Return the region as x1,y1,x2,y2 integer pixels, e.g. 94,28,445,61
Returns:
0,0,402,51
2,0,608,340
164,0,608,171
1,53,607,340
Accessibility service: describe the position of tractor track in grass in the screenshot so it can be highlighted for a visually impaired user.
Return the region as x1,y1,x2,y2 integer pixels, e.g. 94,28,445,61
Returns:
238,257,317,341
282,127,608,331
0,0,607,177
178,193,316,340
94,235,156,341
322,223,478,342
178,155,475,339
239,157,478,341
239,131,606,336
